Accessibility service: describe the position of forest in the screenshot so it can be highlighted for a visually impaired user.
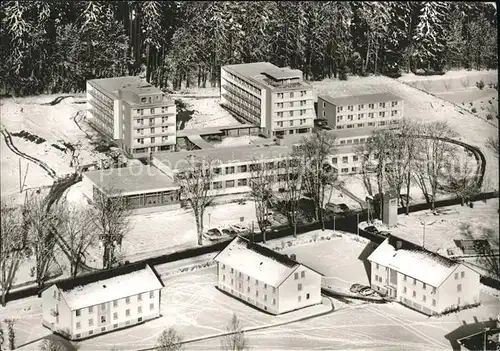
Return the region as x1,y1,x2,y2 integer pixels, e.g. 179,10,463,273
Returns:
0,1,497,96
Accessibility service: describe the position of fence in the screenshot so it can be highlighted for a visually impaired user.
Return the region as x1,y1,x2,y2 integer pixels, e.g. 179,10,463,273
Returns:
5,191,499,303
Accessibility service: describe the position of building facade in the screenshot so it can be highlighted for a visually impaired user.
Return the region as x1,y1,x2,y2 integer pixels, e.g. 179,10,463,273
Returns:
87,77,176,158
214,236,322,314
81,165,181,214
221,62,315,138
42,264,163,340
317,92,404,130
368,236,480,315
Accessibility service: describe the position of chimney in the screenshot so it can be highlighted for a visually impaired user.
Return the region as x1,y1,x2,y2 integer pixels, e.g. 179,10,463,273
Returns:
290,253,297,261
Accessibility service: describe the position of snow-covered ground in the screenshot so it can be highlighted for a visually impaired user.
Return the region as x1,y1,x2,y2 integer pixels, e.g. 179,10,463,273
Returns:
312,75,499,190
398,69,497,89
212,135,266,148
362,198,499,255
180,97,241,129
0,94,101,202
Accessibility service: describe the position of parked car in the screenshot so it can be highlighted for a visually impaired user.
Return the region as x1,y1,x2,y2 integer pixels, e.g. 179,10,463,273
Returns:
325,203,351,214
237,199,246,205
379,231,391,236
230,224,248,234
203,228,225,241
364,226,379,234
359,287,376,296
349,283,364,293
222,228,237,236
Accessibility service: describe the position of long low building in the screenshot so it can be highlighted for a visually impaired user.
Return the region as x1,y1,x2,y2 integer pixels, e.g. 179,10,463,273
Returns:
214,236,323,314
368,235,480,315
42,263,163,340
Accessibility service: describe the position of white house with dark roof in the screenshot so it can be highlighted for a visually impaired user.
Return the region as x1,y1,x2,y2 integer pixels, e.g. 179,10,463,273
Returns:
214,236,323,314
42,263,163,340
368,236,480,315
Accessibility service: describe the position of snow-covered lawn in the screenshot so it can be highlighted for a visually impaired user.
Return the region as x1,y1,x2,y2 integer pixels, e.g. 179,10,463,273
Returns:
76,266,332,350
212,135,266,148
362,198,499,256
312,75,499,189
0,94,101,199
398,69,498,92
180,97,241,129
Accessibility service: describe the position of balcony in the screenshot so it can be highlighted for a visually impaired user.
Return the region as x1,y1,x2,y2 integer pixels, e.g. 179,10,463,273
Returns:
222,93,260,116
222,84,261,109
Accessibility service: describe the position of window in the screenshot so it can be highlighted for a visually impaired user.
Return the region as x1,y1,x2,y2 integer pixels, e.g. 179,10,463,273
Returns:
378,121,386,126
264,295,267,302
300,109,306,116
113,312,118,320
277,112,283,118
150,303,154,311
368,112,374,118
369,103,374,109
272,298,276,305
100,303,106,311
138,317,143,322
289,111,293,117
358,104,364,110
432,299,436,307
376,263,379,269
300,90,306,97
391,110,398,116
151,137,155,144
348,105,353,111
461,271,465,278
323,102,327,108
113,324,118,329
238,179,247,187
301,271,305,278
264,283,267,289
379,102,385,108
162,116,168,123
412,291,416,298
247,286,250,293
375,274,379,281
256,291,259,297
89,318,94,326
150,127,155,134
76,310,81,317
225,180,235,188
76,334,81,338
290,92,294,98
298,296,302,302
126,297,130,304
230,268,234,273
322,111,325,117
403,286,407,294
423,283,426,290
332,157,338,164
222,274,225,282
89,331,94,335
340,140,346,145
348,114,353,121
454,272,459,280
289,101,294,108
337,116,343,122
273,287,276,293
358,114,364,119
100,316,106,324
255,280,259,286
76,322,81,330
423,295,427,302
239,272,242,278
413,279,416,286
392,101,398,107
351,167,357,172
277,102,283,108
138,306,142,314
403,275,407,281
138,293,142,302
342,156,348,164
337,106,343,112
89,306,93,313
300,100,306,106
294,272,299,280
113,300,118,308
457,284,462,292
150,291,155,299
298,283,302,291
379,111,385,117
353,156,358,162
231,278,234,285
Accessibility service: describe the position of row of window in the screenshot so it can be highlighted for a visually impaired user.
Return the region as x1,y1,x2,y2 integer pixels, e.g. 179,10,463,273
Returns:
332,155,359,164
135,116,171,126
332,101,399,112
88,88,113,111
226,72,261,95
277,90,307,99
222,101,261,125
336,120,399,130
276,119,308,127
75,291,155,317
134,105,172,116
89,107,113,130
336,110,399,122
402,286,437,306
74,317,142,338
335,167,357,173
136,126,171,135
338,137,372,145
75,304,155,330
138,94,165,104
223,93,261,115
223,275,276,293
223,82,261,108
136,136,170,145
276,100,308,109
277,109,308,118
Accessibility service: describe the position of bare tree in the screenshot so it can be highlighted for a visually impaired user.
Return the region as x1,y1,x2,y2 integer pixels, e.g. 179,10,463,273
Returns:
401,121,422,215
221,314,247,351
0,199,25,307
175,156,217,246
292,131,338,230
155,327,183,351
60,204,97,277
485,136,499,158
3,319,15,351
413,121,458,211
249,159,275,243
90,186,131,269
460,223,500,280
276,156,302,238
441,150,480,206
39,338,74,351
23,193,61,289
355,142,375,197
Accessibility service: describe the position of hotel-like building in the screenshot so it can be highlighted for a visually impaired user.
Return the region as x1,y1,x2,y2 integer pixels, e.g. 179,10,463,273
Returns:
221,62,315,138
214,236,323,314
317,92,404,130
86,76,176,158
42,263,163,340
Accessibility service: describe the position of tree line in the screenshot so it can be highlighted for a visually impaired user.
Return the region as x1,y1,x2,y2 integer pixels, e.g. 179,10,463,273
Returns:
1,1,497,96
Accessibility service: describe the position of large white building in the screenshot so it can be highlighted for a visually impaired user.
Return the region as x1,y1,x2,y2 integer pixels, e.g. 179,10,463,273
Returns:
221,62,315,138
214,236,323,314
86,76,177,158
368,236,481,315
42,263,163,340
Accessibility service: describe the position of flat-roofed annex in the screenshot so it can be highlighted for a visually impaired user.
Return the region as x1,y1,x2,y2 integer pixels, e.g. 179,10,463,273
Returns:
319,92,403,107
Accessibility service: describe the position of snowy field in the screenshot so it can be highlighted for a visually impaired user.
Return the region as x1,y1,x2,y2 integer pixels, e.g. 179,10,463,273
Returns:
312,74,499,190
363,198,499,255
180,97,241,130
212,135,268,148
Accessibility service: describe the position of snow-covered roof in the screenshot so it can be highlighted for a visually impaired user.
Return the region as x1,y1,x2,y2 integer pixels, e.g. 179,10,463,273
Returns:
319,92,403,107
368,237,460,287
59,264,163,311
214,237,305,287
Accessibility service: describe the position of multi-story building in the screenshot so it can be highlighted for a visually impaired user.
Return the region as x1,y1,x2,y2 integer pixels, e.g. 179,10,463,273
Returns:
86,76,176,158
214,236,323,314
368,235,480,315
81,165,181,214
317,92,404,131
41,263,163,340
221,62,315,138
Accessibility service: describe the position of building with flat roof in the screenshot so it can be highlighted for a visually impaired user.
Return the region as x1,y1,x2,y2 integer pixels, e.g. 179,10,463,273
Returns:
42,263,163,340
81,165,181,214
317,92,404,131
86,76,176,158
214,236,323,314
368,235,480,315
221,62,315,138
